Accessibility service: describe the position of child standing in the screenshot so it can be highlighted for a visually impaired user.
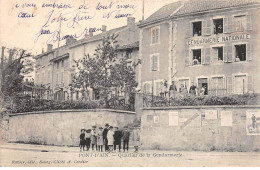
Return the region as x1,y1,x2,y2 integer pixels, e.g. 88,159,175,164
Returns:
107,126,114,152
85,129,92,151
97,127,104,152
79,129,86,151
91,126,98,151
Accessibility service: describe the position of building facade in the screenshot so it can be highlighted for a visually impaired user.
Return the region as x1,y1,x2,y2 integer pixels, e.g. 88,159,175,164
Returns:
138,0,260,96
34,17,140,101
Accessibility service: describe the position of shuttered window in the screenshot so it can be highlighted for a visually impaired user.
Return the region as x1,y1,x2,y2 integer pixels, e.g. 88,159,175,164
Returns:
151,27,159,44
210,77,225,96
150,54,159,71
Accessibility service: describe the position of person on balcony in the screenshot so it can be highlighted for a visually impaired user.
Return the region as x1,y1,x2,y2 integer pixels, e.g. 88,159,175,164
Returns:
169,81,177,98
189,82,197,96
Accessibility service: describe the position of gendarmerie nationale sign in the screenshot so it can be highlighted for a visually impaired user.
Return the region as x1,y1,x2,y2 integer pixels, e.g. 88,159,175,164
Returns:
187,34,250,46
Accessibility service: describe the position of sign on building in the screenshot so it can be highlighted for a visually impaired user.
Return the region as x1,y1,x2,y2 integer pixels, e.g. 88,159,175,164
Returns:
205,110,218,119
220,111,233,126
169,112,178,126
246,111,260,135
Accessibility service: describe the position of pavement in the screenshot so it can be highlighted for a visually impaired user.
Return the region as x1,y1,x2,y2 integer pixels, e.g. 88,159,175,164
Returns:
0,142,260,167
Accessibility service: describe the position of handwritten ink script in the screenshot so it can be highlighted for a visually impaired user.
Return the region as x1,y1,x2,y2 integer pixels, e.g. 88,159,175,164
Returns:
8,0,137,44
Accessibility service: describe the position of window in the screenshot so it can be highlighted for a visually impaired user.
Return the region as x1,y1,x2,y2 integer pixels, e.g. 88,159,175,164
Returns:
126,49,132,59
143,82,152,94
192,49,201,65
210,77,225,96
213,47,223,61
233,75,247,94
56,73,59,84
178,79,189,92
61,60,64,67
193,21,202,36
235,44,246,61
61,72,64,83
57,62,59,69
47,70,51,82
213,18,223,34
234,15,246,32
147,115,153,122
151,54,159,71
151,27,159,44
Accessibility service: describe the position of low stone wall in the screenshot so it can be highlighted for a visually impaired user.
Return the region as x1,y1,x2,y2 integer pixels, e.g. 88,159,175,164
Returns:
8,109,136,146
141,105,260,151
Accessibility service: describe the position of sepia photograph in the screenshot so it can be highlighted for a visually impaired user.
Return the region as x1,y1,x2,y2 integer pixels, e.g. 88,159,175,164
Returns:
0,0,260,167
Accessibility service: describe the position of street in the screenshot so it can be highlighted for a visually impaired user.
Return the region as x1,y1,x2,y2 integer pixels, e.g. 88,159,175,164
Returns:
0,143,260,167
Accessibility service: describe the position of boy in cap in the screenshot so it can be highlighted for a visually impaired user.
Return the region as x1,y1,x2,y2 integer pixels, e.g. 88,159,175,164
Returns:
113,127,122,152
122,126,130,152
85,129,92,151
103,123,109,151
79,129,86,151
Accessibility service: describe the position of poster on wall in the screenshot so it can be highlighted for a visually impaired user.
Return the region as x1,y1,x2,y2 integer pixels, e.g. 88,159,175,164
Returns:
221,111,233,126
246,111,260,135
154,116,160,123
205,110,218,119
169,112,179,126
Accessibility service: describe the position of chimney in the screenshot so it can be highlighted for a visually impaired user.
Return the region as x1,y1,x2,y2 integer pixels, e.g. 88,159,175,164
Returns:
102,25,107,33
66,36,77,45
89,28,93,37
47,44,53,52
127,17,135,31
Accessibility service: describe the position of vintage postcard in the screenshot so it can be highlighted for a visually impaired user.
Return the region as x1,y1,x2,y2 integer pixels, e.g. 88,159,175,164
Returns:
1,0,260,167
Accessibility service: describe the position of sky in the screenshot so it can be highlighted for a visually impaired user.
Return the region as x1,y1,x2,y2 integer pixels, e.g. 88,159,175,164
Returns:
0,0,178,56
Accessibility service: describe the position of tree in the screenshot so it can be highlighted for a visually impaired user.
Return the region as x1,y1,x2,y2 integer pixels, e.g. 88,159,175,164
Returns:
0,47,34,108
70,34,138,103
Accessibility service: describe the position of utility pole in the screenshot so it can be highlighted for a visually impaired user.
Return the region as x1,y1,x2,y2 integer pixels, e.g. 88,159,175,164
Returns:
142,0,145,21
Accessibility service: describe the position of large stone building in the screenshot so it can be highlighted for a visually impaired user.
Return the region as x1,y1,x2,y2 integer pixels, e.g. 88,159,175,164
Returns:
138,0,260,96
34,17,140,101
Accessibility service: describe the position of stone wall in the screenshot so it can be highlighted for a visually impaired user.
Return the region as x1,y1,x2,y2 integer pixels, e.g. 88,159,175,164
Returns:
7,109,136,146
141,105,260,151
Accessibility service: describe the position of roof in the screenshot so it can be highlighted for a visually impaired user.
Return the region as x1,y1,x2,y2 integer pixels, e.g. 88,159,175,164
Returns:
175,0,260,16
71,25,128,48
141,1,182,25
140,0,260,26
117,41,139,50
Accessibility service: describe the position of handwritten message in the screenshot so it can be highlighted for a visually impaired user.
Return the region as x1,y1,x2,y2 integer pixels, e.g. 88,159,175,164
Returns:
8,0,137,44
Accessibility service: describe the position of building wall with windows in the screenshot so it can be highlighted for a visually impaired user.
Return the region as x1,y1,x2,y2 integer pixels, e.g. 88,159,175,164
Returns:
139,0,260,96
34,17,140,102
173,3,260,95
140,22,172,95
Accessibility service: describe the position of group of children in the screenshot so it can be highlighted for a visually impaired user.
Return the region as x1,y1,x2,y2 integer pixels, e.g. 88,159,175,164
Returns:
79,123,130,152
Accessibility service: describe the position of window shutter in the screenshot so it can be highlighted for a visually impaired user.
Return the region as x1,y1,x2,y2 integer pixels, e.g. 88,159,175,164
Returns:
185,49,191,66
206,20,211,35
212,48,218,63
228,16,233,33
156,29,159,43
227,76,233,94
205,48,211,64
247,75,253,93
247,14,252,31
223,17,228,33
247,43,253,61
227,45,233,62
223,46,228,62
201,48,206,64
202,20,207,36
152,55,158,71
186,22,192,37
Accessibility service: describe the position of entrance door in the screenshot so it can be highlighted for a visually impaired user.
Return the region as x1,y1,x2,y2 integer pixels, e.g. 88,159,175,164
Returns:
234,75,246,94
198,78,208,95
